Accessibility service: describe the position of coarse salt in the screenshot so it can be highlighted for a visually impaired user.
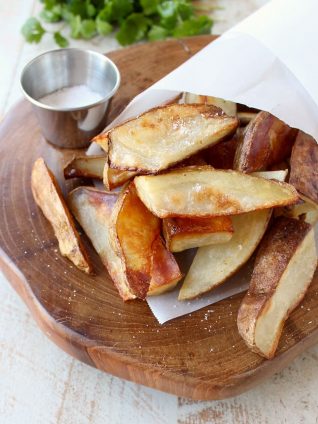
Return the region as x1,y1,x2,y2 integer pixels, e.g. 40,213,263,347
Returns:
39,85,103,108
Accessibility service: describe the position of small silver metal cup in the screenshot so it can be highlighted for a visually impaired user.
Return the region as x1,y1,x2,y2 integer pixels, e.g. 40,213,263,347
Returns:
20,48,120,149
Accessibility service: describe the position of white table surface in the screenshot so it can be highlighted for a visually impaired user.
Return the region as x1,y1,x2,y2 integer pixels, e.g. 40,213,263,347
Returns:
1,1,318,423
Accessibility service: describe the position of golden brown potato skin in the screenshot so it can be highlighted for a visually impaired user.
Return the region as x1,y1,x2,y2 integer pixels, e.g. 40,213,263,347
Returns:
31,158,93,274
163,215,233,251
135,166,299,219
111,182,182,299
111,182,160,299
289,131,318,204
64,155,105,180
107,103,239,173
148,236,182,295
234,111,298,172
237,217,312,358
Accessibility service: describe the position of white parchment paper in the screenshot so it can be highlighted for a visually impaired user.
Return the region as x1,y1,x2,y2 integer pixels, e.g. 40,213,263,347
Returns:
88,0,318,323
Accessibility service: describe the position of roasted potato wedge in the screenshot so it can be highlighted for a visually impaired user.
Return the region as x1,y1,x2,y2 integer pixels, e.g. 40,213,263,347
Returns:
147,236,183,296
103,163,138,191
163,216,233,252
64,154,137,190
105,104,238,173
134,166,299,218
289,131,318,204
110,182,182,298
31,158,92,274
234,111,297,172
278,194,318,226
183,92,237,117
237,217,317,359
68,187,136,300
252,170,288,182
237,112,258,126
64,155,105,180
165,169,287,253
178,209,272,300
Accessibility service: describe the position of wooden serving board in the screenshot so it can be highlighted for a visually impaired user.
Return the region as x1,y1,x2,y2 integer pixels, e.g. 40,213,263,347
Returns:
1,35,318,401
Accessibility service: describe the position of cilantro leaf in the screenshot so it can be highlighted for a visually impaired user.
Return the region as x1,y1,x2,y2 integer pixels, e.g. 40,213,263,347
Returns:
81,19,96,38
67,0,88,18
40,5,62,23
148,25,169,41
96,16,113,35
86,3,96,17
54,31,69,47
157,1,178,30
173,15,212,37
116,13,150,45
140,0,159,16
70,14,82,38
176,0,193,20
110,0,134,22
22,0,214,47
21,17,45,43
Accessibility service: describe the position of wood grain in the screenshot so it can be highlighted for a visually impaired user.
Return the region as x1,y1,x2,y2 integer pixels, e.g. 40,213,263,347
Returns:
0,35,318,401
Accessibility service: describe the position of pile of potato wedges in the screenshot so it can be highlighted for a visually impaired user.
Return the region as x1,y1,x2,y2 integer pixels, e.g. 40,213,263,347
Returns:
31,93,318,359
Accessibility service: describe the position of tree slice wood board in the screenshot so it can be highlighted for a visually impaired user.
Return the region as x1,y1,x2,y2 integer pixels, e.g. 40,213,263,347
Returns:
0,35,318,401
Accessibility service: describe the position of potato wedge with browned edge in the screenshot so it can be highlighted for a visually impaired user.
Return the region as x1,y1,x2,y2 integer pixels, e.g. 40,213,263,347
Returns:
64,155,137,190
64,155,105,180
68,187,136,300
237,217,317,359
103,161,138,190
105,104,238,173
31,158,92,274
183,92,237,117
147,236,183,296
110,182,182,298
277,194,318,226
234,111,297,172
134,166,299,218
289,131,318,204
178,209,272,300
163,216,233,252
252,170,288,182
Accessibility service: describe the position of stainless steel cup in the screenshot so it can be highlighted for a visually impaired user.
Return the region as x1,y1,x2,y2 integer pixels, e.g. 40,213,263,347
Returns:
20,48,120,149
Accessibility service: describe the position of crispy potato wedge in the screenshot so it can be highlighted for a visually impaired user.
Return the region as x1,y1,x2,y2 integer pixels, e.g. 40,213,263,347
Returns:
103,162,138,191
106,104,238,173
237,112,258,126
237,217,317,359
110,182,182,298
277,194,318,226
252,170,288,182
163,170,287,253
234,111,297,172
183,92,237,117
93,135,138,190
63,154,137,190
68,187,136,300
289,131,318,204
178,209,272,300
163,216,233,252
147,236,182,296
134,166,299,218
109,182,159,298
31,158,92,274
64,155,105,180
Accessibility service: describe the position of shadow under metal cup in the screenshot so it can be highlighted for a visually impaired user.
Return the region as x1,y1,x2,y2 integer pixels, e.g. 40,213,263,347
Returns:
20,48,120,149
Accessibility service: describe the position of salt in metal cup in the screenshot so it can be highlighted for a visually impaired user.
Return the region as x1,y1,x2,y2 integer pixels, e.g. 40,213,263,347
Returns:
20,48,120,149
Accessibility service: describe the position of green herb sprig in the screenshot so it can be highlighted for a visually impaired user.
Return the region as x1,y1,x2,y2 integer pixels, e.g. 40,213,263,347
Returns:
21,0,213,47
